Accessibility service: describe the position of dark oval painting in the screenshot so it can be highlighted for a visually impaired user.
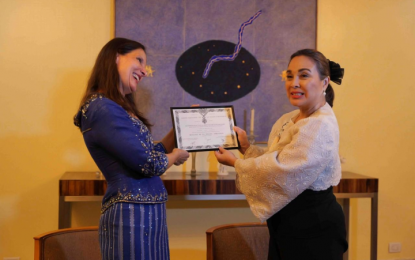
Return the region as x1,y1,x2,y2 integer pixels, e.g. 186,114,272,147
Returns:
175,40,260,103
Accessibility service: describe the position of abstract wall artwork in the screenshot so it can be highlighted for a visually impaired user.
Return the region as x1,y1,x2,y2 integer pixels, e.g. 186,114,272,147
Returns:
115,0,317,142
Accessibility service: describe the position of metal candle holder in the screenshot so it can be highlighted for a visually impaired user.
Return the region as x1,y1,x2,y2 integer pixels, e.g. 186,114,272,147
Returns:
189,152,199,177
248,134,256,145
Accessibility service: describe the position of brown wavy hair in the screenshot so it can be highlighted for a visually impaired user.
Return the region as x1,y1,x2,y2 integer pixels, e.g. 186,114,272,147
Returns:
78,38,151,128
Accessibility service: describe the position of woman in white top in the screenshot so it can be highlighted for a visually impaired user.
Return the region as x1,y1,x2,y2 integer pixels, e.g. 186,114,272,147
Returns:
215,49,348,259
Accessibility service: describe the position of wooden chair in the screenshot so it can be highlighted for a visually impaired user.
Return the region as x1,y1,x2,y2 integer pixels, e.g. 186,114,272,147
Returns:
206,222,269,260
34,226,101,260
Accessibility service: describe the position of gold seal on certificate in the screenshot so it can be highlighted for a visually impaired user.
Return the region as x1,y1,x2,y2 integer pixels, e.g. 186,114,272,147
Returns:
170,106,240,152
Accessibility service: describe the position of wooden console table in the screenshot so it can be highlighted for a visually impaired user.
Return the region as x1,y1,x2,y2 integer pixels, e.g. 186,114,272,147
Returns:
59,171,378,260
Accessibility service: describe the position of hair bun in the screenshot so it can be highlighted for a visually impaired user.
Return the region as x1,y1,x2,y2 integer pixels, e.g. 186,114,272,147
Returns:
328,59,344,85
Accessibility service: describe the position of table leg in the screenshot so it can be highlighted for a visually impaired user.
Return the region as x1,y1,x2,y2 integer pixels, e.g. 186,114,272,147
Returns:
343,198,350,260
371,194,378,260
59,196,71,229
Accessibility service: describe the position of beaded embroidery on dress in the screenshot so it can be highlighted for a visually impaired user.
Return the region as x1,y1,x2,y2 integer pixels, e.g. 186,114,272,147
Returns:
74,94,169,213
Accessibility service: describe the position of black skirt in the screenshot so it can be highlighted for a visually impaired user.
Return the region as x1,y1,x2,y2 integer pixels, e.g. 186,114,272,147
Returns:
267,187,348,260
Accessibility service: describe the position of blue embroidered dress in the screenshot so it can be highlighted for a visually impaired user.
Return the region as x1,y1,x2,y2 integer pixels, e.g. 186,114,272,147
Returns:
74,94,170,260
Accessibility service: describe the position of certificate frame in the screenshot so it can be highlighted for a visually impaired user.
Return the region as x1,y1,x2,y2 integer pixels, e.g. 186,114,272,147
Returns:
170,106,240,152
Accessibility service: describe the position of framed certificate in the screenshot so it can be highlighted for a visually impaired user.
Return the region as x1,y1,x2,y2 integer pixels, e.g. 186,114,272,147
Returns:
171,106,240,152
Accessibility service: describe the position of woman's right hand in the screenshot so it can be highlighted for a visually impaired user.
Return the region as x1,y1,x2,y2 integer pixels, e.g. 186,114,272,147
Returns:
172,148,189,166
234,126,250,155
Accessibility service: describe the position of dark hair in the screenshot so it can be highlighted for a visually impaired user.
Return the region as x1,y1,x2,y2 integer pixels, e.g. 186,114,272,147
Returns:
78,37,151,128
289,49,335,107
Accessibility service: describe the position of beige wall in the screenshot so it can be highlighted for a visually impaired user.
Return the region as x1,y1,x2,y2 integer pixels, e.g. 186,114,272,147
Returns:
318,0,415,259
1,0,414,259
0,0,114,259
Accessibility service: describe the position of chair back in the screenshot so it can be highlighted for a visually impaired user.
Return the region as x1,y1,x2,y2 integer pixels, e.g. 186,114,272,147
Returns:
34,226,100,260
206,222,269,260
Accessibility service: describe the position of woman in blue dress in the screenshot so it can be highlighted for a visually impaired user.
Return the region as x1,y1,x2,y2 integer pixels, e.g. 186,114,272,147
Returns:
74,38,189,260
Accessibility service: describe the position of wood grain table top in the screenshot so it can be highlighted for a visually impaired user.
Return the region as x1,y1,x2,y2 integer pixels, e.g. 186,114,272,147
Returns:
60,171,378,196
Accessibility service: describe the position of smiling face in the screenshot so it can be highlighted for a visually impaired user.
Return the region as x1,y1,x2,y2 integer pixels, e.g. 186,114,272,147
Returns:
116,48,147,96
285,55,329,113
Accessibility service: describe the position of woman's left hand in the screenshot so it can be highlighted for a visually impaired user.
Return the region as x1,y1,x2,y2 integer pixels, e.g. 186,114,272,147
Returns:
214,147,237,167
172,148,190,166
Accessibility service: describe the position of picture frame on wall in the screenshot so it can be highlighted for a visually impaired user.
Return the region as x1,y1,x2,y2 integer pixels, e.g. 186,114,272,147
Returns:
115,0,317,142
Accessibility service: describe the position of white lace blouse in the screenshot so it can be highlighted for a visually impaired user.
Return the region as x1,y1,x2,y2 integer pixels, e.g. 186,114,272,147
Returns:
234,103,341,222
